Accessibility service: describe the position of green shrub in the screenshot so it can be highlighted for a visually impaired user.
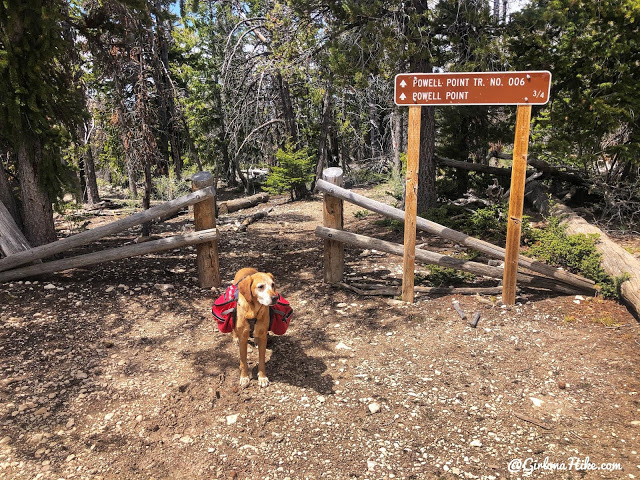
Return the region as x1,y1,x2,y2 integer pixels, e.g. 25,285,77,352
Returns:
263,145,315,200
424,265,476,287
420,203,532,245
527,217,626,299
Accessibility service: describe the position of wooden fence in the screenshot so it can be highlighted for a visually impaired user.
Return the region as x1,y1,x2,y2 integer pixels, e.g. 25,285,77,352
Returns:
314,168,597,298
0,171,220,287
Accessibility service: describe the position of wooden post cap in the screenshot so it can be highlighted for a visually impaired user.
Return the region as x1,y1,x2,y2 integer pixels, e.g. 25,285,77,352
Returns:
322,167,343,184
191,171,215,190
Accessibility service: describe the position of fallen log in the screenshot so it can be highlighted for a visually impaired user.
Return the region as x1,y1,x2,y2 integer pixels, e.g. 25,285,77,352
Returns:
0,228,218,283
315,179,595,293
0,200,33,258
339,282,503,297
238,207,273,232
315,226,592,295
549,202,640,319
218,192,269,215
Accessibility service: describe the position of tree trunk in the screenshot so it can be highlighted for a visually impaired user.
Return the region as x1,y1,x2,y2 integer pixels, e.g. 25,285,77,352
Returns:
391,106,403,175
276,72,298,144
1,154,22,229
315,84,333,186
84,143,100,205
17,140,57,247
417,105,437,211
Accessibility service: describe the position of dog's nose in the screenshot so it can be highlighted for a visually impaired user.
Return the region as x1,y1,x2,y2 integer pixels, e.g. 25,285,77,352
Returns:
271,295,279,304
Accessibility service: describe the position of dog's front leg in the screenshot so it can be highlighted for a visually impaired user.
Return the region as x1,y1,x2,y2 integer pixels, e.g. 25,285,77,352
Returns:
237,328,251,388
255,332,269,387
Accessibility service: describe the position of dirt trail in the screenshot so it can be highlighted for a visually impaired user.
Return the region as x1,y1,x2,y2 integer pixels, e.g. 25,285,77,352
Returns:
1,191,639,479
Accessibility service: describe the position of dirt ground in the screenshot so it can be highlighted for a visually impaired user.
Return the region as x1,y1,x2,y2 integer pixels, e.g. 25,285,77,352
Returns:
1,186,639,480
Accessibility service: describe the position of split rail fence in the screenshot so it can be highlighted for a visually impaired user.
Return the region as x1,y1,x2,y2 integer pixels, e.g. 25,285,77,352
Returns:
0,171,220,287
315,168,597,298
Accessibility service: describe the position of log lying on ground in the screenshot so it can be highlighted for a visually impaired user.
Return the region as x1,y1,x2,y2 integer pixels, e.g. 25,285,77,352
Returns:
315,227,593,295
0,228,218,283
315,179,595,293
218,193,269,215
0,186,215,273
0,201,34,258
549,202,640,319
340,282,503,297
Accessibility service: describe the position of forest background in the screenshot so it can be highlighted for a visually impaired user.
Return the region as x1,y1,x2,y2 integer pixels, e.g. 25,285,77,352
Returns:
1,0,639,249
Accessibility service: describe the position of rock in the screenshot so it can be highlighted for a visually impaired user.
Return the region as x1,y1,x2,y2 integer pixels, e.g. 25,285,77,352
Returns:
154,283,174,292
66,454,76,462
105,286,115,293
631,421,640,426
530,397,544,407
104,412,114,421
317,396,326,403
44,284,56,290
470,439,482,447
368,402,381,414
335,342,352,351
0,436,10,445
135,415,143,423
66,418,75,429
367,460,377,471
226,414,239,425
180,436,193,444
34,407,48,416
75,371,88,380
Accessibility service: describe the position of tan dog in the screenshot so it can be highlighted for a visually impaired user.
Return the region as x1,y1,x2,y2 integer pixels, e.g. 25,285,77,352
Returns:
232,267,279,388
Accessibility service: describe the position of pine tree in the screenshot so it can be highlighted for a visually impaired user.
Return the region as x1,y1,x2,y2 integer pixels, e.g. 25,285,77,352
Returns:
0,0,85,246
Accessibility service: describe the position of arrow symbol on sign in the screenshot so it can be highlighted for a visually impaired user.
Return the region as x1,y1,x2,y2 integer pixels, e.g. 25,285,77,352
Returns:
399,80,407,88
399,93,406,101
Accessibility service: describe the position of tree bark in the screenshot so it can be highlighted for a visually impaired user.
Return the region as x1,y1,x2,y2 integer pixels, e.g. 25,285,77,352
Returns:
276,72,298,144
0,155,21,229
16,140,57,247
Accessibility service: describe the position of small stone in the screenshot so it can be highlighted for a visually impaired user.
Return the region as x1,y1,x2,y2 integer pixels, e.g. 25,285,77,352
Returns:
75,371,88,380
105,286,115,293
470,439,482,447
335,342,352,351
557,382,567,390
104,412,114,421
66,454,76,462
44,284,56,290
0,436,10,445
135,415,143,423
368,402,381,414
180,436,193,444
336,303,348,308
226,414,238,425
530,397,543,407
66,418,75,429
154,283,174,292
34,407,48,416
367,460,377,471
631,421,640,426
317,396,326,403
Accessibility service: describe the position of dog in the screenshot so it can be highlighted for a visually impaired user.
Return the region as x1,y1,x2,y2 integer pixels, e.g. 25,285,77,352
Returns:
232,267,279,388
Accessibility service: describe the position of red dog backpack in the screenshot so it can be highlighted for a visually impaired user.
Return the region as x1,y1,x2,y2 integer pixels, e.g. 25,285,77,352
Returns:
211,286,293,335
269,295,293,335
211,285,238,333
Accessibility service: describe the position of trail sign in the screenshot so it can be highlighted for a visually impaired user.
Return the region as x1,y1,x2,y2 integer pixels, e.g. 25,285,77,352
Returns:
394,71,551,106
395,70,552,305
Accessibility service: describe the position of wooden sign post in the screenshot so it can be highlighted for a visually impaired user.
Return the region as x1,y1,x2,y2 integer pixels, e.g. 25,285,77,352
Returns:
394,71,551,304
401,106,422,302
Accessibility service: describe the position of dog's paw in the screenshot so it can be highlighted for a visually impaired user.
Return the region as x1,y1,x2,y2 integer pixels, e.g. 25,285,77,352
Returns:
258,376,270,388
239,376,250,388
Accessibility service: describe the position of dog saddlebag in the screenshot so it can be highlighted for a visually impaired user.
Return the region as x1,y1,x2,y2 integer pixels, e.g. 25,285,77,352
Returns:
212,285,238,333
269,295,293,335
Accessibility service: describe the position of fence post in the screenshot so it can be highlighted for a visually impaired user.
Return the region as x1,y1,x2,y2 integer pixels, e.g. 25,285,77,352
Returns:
322,167,344,283
192,171,221,288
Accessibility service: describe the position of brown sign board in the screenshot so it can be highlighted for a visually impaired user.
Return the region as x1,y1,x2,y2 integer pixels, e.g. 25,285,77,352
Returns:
394,71,551,106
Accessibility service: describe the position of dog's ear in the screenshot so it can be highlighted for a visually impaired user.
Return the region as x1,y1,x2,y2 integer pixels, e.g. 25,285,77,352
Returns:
267,273,274,281
238,275,254,303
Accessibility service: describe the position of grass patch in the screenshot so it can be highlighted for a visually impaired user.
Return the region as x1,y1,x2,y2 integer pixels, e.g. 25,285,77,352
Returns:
527,217,628,299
